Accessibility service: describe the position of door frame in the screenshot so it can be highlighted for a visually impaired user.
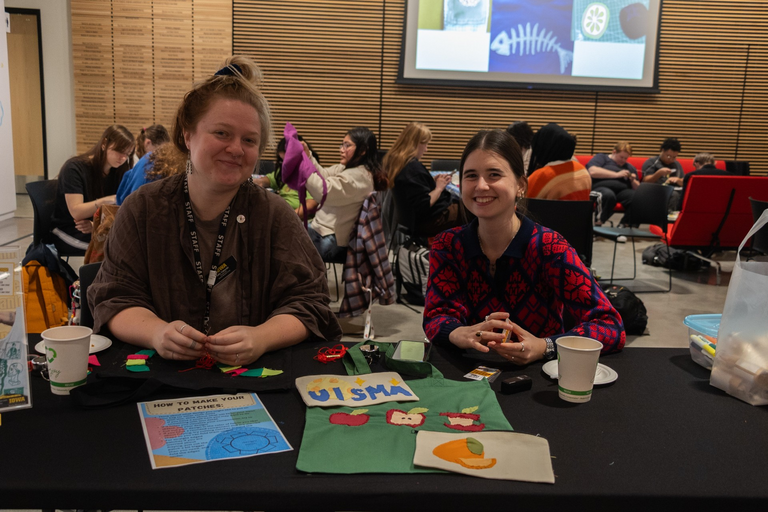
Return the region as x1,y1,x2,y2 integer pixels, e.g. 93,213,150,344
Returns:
5,7,48,179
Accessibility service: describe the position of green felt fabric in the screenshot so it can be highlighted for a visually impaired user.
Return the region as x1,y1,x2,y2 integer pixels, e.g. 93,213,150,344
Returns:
343,340,440,379
296,376,513,474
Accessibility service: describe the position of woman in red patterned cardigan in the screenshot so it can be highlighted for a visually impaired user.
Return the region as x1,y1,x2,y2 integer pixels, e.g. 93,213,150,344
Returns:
422,130,625,364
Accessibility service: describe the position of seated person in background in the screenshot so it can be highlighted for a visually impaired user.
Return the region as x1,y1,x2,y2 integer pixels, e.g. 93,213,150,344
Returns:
506,121,534,174
677,152,731,210
642,137,684,186
89,56,341,365
135,124,169,160
526,123,591,201
116,124,171,204
384,122,460,238
587,141,639,226
254,136,319,218
50,124,134,252
642,137,684,211
304,127,388,261
423,130,624,364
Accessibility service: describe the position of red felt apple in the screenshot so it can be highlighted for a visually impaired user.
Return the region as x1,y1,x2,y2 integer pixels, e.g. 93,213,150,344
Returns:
386,407,428,427
441,406,485,431
329,409,369,426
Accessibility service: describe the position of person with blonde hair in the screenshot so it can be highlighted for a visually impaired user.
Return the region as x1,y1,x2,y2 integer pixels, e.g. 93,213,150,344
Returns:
384,122,460,237
90,56,341,366
50,124,134,252
587,141,640,226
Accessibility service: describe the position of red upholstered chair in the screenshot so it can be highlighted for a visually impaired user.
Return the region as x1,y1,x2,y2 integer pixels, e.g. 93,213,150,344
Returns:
576,154,728,221
664,176,768,284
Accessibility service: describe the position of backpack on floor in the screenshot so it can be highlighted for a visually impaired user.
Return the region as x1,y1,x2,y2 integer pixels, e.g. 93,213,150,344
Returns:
603,285,647,335
642,243,709,271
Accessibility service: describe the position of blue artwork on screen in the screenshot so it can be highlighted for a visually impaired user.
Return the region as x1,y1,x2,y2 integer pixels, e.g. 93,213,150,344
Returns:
488,0,575,75
572,0,650,44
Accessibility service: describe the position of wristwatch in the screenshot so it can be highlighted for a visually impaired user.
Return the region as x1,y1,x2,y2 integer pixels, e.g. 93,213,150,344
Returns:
544,337,556,360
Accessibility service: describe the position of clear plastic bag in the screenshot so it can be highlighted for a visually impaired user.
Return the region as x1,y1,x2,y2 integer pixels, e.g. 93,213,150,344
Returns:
710,210,768,405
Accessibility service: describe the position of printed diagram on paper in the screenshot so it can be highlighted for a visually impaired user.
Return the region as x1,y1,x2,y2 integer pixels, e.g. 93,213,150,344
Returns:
0,247,30,413
137,392,292,469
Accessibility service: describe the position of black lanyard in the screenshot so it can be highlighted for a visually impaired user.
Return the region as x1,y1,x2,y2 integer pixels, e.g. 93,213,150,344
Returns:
183,175,231,334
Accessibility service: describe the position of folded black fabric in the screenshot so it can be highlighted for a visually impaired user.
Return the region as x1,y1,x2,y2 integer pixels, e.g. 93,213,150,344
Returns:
72,338,294,408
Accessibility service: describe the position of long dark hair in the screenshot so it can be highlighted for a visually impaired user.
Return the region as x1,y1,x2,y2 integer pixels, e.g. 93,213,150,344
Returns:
77,124,134,199
527,123,576,176
345,127,388,191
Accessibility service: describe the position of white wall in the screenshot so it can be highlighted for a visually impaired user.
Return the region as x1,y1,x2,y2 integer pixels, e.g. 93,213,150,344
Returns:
5,0,75,179
1,1,17,220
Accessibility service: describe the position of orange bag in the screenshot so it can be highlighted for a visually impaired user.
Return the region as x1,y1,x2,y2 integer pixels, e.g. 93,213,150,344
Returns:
22,260,69,333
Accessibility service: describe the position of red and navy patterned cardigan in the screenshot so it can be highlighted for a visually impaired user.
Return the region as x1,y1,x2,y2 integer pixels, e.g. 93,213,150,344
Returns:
423,215,625,354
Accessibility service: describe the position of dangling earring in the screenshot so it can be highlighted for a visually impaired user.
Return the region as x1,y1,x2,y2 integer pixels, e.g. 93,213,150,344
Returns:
186,157,192,175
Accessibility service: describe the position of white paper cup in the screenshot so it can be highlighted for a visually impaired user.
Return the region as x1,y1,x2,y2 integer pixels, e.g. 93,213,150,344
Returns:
41,325,92,395
556,336,603,403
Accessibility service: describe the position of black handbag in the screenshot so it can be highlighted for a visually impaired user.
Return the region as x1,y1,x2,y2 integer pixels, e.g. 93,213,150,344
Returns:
603,285,648,335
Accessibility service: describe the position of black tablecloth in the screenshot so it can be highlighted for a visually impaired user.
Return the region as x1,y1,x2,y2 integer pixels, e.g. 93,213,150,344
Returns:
2,339,767,511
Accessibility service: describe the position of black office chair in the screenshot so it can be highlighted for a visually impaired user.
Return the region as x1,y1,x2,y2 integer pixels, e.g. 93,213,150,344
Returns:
593,183,674,292
377,188,399,252
25,180,85,258
78,261,102,329
323,249,347,303
521,197,595,268
749,197,768,255
430,159,461,173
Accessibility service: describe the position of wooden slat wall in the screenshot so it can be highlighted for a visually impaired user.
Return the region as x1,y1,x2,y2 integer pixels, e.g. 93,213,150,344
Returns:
71,0,231,154
234,0,768,176
233,0,385,162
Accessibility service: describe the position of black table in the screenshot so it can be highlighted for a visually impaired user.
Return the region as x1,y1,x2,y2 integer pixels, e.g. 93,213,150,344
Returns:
2,340,767,511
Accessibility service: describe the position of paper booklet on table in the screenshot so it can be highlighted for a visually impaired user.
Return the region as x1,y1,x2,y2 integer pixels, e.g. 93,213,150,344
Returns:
137,392,292,469
0,246,31,413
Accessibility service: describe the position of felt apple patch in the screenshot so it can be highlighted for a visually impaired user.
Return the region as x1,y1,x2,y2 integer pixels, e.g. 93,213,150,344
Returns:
440,406,485,431
386,407,429,427
329,409,369,426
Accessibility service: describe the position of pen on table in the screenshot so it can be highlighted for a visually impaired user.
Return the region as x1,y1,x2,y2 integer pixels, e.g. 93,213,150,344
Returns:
693,334,716,350
690,335,716,357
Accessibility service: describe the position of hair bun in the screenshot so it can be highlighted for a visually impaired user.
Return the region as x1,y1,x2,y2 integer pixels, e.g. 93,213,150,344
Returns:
219,56,263,87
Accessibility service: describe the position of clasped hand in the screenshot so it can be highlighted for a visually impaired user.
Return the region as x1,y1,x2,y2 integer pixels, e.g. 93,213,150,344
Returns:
448,312,546,365
152,322,264,366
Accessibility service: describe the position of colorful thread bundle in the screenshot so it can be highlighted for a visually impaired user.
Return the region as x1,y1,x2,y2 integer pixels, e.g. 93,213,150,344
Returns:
178,352,217,373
